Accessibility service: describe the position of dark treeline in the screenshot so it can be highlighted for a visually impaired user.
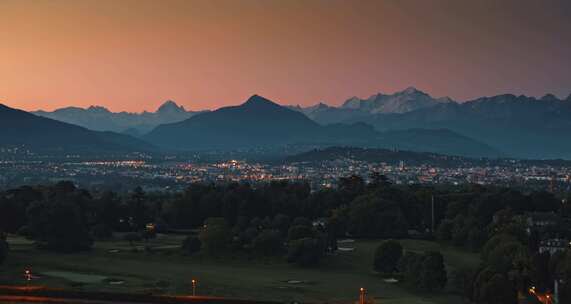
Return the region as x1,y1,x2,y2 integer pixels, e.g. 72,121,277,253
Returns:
1,176,571,302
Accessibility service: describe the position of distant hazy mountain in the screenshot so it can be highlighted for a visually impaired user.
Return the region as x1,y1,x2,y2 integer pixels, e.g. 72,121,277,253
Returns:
0,104,154,154
289,88,571,159
291,87,451,124
288,102,371,125
145,95,499,157
34,100,204,135
347,94,571,159
341,87,452,113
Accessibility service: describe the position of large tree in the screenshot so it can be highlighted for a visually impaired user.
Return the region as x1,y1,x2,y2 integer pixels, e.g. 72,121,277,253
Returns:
348,194,408,238
24,182,93,252
473,268,518,304
27,198,93,252
418,251,448,291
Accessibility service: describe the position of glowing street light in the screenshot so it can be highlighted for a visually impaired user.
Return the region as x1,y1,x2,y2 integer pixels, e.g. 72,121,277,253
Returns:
24,269,32,285
359,287,366,304
191,279,197,296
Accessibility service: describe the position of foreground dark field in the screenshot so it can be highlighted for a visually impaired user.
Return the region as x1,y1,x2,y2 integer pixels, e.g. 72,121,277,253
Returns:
0,235,477,304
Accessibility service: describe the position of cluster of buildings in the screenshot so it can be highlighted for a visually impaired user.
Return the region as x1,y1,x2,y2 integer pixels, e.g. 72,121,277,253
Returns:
1,157,571,193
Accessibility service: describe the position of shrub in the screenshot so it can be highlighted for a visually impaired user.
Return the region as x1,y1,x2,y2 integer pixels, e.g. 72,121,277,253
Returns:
373,240,403,273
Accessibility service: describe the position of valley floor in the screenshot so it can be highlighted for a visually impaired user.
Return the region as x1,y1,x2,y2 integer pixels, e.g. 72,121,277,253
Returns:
0,235,479,304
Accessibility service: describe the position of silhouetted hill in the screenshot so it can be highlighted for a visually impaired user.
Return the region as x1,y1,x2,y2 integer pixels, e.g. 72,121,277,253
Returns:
285,146,474,167
145,95,500,157
286,146,571,168
145,95,321,150
0,104,154,154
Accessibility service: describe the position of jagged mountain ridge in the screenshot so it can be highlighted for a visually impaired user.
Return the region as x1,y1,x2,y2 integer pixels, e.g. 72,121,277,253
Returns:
341,87,452,113
290,87,452,124
144,95,500,157
34,100,205,135
0,103,154,154
345,93,571,159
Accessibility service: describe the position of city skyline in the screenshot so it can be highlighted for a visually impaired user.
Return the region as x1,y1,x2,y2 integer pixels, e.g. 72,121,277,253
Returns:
1,0,570,112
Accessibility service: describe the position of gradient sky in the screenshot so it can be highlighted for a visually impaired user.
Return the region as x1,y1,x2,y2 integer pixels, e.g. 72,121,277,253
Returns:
1,0,570,112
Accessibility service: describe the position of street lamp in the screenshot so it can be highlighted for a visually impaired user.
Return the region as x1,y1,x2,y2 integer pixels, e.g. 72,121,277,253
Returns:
191,279,197,296
529,286,536,294
359,287,366,304
24,269,32,282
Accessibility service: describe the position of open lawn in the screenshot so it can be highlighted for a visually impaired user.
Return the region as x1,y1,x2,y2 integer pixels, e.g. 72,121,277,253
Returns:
0,235,478,304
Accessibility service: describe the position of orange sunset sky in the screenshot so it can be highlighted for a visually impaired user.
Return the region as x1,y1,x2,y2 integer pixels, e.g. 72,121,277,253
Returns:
1,0,570,112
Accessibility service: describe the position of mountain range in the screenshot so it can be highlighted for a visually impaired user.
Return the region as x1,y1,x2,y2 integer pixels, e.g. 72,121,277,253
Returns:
0,104,153,154
291,88,571,159
288,87,452,124
11,87,571,159
144,95,499,157
34,100,204,136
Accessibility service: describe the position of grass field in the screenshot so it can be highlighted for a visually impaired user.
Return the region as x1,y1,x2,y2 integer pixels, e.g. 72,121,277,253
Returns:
0,234,479,304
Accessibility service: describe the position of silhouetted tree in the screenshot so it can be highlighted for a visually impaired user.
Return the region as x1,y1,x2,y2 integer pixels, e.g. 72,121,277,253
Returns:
348,194,408,238
473,268,517,304
128,186,149,230
418,251,447,291
26,185,93,252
